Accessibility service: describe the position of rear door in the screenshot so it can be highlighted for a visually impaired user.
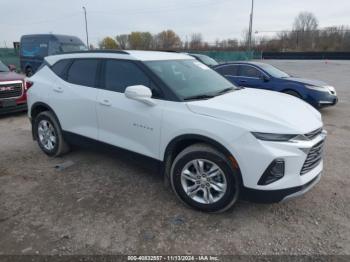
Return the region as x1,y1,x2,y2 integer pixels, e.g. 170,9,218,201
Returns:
48,58,100,139
96,59,163,159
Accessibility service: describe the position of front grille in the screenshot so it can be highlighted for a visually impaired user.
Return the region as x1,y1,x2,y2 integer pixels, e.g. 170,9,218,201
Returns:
304,127,323,140
300,139,325,175
0,82,23,99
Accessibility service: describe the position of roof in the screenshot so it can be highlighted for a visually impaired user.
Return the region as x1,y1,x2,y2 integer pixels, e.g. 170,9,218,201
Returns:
214,61,267,67
45,50,194,65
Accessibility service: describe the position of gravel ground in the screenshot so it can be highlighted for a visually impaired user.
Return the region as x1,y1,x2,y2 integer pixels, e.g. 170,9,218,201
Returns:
0,60,349,255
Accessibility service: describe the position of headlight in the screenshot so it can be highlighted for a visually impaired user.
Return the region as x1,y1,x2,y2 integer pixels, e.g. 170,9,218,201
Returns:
252,132,308,142
325,85,337,95
305,85,329,92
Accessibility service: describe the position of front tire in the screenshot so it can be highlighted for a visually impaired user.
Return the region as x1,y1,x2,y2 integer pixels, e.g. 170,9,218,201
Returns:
170,144,240,213
33,111,70,157
25,67,33,77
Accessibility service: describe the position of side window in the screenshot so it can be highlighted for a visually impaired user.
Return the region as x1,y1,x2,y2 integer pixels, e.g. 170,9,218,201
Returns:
239,65,261,78
216,65,238,76
104,60,159,97
67,59,99,87
51,59,71,79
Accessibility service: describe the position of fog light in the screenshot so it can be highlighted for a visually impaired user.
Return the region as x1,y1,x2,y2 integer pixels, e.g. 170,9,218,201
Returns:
258,159,285,185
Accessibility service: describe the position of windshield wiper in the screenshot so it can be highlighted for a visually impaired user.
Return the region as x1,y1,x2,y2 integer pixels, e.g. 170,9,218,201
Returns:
183,94,216,101
214,87,236,96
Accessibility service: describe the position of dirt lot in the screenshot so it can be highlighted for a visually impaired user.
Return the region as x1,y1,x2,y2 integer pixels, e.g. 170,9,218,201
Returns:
0,60,349,255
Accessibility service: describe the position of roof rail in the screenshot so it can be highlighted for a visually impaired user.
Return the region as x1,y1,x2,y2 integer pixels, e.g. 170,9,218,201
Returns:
58,50,129,55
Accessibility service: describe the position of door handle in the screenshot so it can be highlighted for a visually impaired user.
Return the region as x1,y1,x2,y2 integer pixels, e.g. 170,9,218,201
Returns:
99,99,111,107
53,86,63,93
239,80,247,83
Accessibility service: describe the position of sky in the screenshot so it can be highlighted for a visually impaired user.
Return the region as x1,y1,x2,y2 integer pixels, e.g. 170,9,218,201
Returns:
0,0,349,47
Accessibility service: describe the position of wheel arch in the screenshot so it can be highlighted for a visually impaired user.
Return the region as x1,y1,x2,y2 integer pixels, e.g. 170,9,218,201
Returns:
163,134,242,183
30,102,61,140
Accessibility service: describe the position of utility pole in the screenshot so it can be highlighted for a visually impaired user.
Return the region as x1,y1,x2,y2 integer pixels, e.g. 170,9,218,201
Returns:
82,6,89,49
248,0,254,51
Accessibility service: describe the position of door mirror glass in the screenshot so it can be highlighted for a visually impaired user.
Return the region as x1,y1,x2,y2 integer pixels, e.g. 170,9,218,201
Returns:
125,85,156,106
262,75,270,82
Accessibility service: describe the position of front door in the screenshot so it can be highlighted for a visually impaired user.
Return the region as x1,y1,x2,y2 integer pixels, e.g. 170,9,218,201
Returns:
96,59,163,159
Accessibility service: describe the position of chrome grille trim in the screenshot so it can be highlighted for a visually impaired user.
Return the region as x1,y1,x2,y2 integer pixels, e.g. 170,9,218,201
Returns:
0,80,23,100
304,127,323,140
300,139,325,175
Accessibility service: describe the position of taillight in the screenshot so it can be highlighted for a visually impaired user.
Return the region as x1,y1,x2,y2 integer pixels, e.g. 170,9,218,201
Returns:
25,81,33,90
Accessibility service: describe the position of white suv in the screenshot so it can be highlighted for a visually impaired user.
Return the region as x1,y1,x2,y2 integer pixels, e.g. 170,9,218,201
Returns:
27,51,326,212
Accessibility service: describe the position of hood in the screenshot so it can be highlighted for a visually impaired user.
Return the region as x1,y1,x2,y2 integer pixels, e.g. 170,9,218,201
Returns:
284,77,328,87
186,88,322,134
0,72,25,82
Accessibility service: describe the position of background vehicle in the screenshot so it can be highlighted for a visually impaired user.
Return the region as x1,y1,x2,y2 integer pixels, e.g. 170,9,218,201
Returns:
214,61,338,108
20,34,87,76
188,53,219,67
28,51,324,213
0,60,30,114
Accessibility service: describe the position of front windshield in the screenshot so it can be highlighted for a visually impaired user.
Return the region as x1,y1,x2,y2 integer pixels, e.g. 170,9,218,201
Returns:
258,63,290,78
193,54,218,66
60,43,87,53
0,61,9,72
145,59,237,100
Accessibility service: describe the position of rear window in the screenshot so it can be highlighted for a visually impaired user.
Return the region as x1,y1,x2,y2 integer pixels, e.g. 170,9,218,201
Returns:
67,59,99,87
51,59,71,78
216,65,239,76
239,65,262,78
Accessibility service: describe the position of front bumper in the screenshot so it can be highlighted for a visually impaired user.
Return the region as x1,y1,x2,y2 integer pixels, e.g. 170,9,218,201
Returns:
230,128,326,204
241,173,321,203
0,102,27,115
306,89,338,108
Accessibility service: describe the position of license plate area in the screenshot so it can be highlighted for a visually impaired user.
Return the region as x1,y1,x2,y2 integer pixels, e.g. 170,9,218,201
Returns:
1,99,17,108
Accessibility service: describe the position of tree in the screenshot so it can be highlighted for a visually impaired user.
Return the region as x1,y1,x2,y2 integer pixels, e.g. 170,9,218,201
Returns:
128,32,153,50
155,30,182,49
99,37,119,49
293,12,318,50
293,12,318,32
116,34,129,49
190,33,203,49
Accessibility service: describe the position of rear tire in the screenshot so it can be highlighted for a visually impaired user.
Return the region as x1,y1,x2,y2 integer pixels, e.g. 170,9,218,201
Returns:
170,143,240,213
33,111,70,157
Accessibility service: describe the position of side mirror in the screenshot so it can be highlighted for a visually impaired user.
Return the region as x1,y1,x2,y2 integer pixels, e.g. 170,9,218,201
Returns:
8,64,16,72
125,85,156,106
262,75,270,82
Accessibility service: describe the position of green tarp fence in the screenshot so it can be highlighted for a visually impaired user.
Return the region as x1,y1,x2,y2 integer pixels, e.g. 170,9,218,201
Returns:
0,48,262,72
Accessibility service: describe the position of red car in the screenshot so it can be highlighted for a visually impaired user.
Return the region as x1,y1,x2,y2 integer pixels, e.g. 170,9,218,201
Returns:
0,60,31,115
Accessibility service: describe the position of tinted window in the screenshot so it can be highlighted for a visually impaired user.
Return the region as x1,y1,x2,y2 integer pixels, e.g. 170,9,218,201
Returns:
216,65,239,76
104,60,153,93
239,65,261,78
67,59,99,87
51,59,71,78
21,38,48,57
0,61,9,72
